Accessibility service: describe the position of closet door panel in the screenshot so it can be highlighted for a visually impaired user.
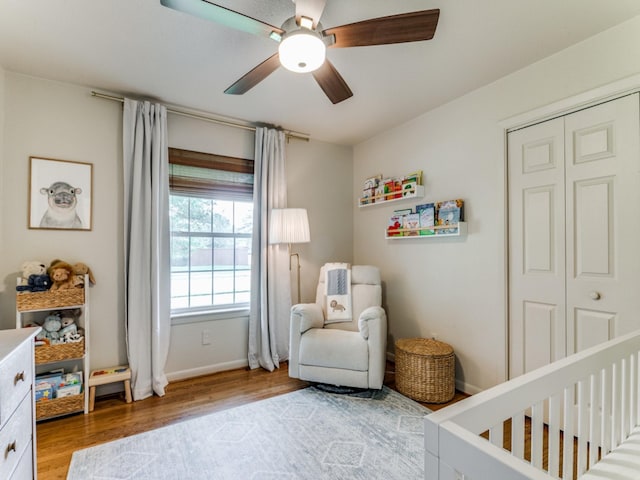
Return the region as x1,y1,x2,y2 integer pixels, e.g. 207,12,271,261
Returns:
565,94,640,355
508,118,566,378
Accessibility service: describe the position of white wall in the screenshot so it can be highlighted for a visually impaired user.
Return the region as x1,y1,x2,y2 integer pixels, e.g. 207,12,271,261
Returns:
353,15,640,393
0,66,5,260
0,73,353,384
0,74,125,373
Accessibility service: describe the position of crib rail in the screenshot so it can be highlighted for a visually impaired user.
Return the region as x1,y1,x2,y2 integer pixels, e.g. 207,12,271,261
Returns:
425,330,640,479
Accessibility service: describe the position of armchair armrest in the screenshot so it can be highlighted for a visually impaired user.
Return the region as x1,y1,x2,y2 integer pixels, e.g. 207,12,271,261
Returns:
291,303,324,333
289,303,324,380
358,306,387,389
358,306,386,340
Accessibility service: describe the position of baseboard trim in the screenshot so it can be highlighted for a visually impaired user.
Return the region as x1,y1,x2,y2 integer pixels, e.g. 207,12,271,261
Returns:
166,359,249,382
455,379,482,395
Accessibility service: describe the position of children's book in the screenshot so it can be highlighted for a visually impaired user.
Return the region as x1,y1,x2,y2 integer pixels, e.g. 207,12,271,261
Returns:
402,180,417,197
416,203,435,235
403,213,420,236
436,199,464,234
387,215,403,237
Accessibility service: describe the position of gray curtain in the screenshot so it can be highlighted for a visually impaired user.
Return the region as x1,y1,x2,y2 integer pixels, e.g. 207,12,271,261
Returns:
248,127,291,371
122,98,171,400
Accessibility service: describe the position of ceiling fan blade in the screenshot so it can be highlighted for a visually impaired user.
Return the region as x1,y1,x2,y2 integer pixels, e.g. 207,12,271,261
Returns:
224,53,281,95
323,9,440,48
160,0,284,40
312,60,353,104
294,0,327,29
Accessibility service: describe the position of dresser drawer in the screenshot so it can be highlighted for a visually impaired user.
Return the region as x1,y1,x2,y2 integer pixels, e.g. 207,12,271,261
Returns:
0,340,32,427
0,394,32,480
8,440,32,480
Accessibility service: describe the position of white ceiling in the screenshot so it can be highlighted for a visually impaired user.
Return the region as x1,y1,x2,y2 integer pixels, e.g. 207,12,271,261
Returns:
1,1,640,145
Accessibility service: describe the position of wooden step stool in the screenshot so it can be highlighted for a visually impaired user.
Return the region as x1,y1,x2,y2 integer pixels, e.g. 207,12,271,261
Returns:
88,366,133,412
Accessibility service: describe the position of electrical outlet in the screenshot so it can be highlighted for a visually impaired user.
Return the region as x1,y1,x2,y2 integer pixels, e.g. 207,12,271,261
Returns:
431,332,437,340
201,330,211,345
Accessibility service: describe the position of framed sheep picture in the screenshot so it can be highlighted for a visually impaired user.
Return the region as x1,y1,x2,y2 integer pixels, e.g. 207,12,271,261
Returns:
28,156,93,231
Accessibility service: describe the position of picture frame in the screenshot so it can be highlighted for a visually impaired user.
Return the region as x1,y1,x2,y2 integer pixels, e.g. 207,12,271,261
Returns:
28,157,93,231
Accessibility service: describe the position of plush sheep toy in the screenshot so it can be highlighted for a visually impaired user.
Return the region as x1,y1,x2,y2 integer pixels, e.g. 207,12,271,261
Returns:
16,261,51,292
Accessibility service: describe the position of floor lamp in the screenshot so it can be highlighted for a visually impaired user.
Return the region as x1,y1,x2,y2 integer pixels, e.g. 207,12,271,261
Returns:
269,208,311,304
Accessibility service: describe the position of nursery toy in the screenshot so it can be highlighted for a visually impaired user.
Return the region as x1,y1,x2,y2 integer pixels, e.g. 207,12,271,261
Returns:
20,260,47,280
72,262,96,287
47,260,75,290
16,261,52,292
36,313,62,342
58,308,83,342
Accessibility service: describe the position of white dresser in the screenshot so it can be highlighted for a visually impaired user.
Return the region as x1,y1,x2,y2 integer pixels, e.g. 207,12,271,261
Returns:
0,327,40,480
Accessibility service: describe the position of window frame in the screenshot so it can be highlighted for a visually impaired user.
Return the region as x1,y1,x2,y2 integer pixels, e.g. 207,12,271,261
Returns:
168,148,254,319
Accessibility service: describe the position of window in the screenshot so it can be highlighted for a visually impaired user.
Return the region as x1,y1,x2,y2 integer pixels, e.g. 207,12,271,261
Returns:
168,148,253,314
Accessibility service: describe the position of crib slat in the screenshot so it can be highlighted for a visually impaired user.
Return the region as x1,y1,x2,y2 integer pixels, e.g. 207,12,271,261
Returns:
489,422,503,449
563,385,574,480
511,411,524,460
621,357,630,442
577,379,589,475
531,401,544,469
601,363,612,456
636,353,640,428
612,360,621,448
630,353,637,432
548,393,561,478
589,372,601,469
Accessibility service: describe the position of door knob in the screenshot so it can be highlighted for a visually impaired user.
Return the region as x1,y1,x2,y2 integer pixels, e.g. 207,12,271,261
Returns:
589,291,601,300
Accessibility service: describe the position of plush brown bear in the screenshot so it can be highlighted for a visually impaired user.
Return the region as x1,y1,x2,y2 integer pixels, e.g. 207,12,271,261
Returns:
47,261,75,291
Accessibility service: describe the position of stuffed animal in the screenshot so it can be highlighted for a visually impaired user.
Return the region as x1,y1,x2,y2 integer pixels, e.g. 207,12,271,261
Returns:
16,261,51,292
72,262,96,288
20,260,46,280
36,313,62,343
47,260,75,291
58,308,82,337
25,274,52,292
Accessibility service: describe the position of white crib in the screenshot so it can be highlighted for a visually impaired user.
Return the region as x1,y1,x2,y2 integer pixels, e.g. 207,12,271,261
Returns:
425,330,640,479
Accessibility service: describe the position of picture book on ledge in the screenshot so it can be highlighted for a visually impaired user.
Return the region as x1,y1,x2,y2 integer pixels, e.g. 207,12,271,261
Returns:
360,170,423,206
435,199,464,234
416,203,435,236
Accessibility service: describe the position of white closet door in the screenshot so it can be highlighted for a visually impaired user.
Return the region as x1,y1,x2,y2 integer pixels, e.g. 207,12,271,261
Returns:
508,94,640,378
565,94,640,355
508,117,566,379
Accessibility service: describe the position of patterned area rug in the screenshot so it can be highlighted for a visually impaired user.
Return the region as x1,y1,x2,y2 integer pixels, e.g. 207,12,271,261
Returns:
67,386,430,480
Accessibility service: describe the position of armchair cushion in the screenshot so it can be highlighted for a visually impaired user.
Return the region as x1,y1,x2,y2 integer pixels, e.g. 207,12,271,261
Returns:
299,329,368,371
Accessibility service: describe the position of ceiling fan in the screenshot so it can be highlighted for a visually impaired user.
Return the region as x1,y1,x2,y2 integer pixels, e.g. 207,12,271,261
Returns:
160,0,440,104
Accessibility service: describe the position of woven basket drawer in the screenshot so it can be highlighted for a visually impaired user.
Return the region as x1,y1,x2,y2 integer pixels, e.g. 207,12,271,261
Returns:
34,338,84,365
17,288,84,311
36,393,84,420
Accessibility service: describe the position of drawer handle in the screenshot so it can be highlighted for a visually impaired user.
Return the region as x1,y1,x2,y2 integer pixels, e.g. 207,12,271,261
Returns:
14,371,25,385
6,441,16,455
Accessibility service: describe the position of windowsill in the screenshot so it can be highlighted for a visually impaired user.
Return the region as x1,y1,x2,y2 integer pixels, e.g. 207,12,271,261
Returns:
171,307,250,326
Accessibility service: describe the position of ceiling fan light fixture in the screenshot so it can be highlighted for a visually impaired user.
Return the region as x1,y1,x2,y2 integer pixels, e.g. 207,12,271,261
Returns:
278,30,326,73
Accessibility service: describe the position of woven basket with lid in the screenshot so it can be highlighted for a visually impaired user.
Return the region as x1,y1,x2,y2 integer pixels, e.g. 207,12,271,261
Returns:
395,338,455,403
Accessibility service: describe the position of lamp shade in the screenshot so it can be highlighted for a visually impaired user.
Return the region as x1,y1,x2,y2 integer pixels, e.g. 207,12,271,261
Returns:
278,31,326,73
269,208,311,244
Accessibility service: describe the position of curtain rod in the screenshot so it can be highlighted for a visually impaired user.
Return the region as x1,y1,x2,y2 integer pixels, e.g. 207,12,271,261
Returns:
91,91,310,142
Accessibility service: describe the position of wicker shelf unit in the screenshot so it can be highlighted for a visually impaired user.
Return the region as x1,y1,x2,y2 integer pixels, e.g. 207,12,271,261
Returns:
16,275,90,421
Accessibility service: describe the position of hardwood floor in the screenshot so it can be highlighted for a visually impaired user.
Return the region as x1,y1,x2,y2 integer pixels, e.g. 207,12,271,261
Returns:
36,362,468,479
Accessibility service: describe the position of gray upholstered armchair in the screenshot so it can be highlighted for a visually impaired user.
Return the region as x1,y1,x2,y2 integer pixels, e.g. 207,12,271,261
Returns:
288,264,387,389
